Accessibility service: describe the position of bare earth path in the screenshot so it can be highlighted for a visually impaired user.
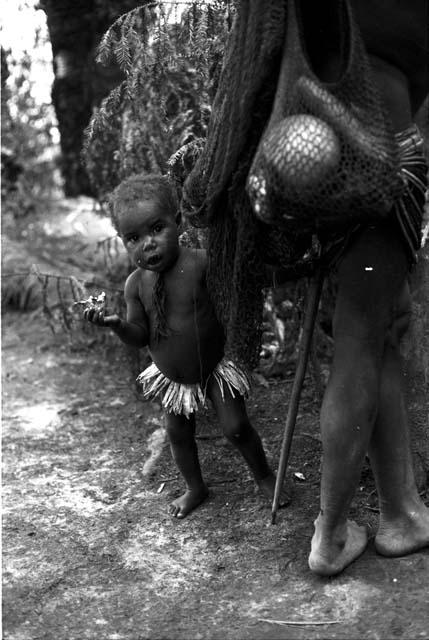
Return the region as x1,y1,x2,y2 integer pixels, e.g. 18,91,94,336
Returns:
2,200,429,640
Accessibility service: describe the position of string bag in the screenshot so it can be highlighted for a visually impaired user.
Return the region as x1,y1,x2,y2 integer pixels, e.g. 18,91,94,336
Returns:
183,2,316,371
247,0,404,234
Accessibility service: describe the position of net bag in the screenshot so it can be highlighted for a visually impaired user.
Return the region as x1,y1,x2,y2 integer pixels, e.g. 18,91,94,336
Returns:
182,2,306,370
247,0,404,233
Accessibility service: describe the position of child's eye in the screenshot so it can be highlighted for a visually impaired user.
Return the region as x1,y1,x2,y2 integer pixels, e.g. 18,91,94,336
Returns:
153,223,164,233
127,235,138,244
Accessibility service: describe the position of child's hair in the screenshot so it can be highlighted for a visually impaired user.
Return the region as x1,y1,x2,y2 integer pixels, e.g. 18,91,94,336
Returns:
109,173,179,232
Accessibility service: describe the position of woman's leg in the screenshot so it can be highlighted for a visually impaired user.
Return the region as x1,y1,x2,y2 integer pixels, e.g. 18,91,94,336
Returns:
368,284,429,555
165,411,208,518
206,377,291,505
309,225,409,575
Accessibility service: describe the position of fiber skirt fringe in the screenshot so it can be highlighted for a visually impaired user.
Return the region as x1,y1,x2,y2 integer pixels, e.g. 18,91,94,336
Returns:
322,124,428,268
392,124,428,262
137,358,250,418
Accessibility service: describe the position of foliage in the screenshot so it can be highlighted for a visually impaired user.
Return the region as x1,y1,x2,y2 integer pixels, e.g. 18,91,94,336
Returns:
1,45,60,223
83,1,233,204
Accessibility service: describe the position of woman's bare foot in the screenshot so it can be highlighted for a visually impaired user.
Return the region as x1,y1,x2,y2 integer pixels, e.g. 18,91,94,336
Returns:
257,472,293,507
308,514,368,576
169,486,209,519
375,504,429,557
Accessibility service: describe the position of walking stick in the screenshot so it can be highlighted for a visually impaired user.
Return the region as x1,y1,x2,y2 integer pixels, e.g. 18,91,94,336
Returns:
271,267,325,524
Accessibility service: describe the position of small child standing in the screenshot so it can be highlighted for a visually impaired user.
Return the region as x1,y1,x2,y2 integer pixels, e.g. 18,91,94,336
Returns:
84,173,289,518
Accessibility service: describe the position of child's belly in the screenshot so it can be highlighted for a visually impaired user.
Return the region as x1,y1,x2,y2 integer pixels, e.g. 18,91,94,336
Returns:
149,316,225,384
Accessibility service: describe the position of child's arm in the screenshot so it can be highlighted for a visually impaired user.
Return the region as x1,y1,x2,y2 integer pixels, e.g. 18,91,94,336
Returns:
84,273,149,348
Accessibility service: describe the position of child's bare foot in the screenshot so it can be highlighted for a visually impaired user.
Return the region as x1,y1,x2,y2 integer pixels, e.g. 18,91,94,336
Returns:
169,486,209,519
308,514,368,576
257,472,293,507
375,504,429,557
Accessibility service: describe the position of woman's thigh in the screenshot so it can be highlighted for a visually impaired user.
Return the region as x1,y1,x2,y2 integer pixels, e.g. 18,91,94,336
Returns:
333,223,410,345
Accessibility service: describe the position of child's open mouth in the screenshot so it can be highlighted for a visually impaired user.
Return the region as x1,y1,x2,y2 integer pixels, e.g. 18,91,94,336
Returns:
146,254,162,267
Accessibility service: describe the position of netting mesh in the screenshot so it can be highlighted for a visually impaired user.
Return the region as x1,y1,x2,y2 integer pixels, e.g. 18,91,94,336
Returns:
183,1,295,370
206,192,265,370
247,0,403,233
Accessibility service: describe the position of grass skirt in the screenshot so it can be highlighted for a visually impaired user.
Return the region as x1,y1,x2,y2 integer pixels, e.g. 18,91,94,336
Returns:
137,358,250,418
322,124,428,268
392,124,428,262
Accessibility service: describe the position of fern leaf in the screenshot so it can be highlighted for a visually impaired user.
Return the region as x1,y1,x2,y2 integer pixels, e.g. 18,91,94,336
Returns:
96,4,148,66
114,37,132,73
167,137,204,168
96,30,113,66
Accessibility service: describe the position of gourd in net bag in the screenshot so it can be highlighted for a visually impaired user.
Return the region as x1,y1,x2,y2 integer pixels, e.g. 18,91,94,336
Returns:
247,0,404,234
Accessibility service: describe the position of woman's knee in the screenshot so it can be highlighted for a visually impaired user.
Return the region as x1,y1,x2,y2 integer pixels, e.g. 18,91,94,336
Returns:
323,350,380,429
388,281,412,345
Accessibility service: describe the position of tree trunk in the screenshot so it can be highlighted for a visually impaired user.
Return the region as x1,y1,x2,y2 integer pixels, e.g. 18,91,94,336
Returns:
41,0,142,196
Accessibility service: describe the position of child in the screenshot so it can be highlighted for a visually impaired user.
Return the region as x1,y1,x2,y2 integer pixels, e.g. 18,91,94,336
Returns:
84,173,289,518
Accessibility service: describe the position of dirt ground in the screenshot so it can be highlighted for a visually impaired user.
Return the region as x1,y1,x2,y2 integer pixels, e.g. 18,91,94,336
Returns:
2,200,429,640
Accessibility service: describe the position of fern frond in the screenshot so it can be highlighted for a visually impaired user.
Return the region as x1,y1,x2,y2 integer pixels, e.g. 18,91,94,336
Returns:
83,117,96,150
167,137,205,168
195,5,209,63
206,5,215,38
114,35,133,73
97,30,114,66
96,4,152,66
104,80,128,113
83,80,127,150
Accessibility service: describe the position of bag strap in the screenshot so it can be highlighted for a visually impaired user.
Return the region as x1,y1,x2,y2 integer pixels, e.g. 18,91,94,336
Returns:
269,0,384,126
268,0,349,122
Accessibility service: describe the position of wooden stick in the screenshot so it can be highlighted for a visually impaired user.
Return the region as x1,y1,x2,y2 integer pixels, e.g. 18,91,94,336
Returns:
271,267,324,524
259,618,339,626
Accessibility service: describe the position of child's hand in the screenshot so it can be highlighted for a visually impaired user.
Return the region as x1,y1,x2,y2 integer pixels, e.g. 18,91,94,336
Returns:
83,306,121,329
76,292,121,329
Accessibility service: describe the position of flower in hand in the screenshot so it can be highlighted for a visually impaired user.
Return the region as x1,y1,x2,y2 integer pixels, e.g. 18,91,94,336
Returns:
75,292,121,328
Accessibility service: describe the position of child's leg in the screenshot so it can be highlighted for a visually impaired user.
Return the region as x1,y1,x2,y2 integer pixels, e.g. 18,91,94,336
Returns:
309,225,410,576
368,288,429,556
164,412,208,518
206,377,291,506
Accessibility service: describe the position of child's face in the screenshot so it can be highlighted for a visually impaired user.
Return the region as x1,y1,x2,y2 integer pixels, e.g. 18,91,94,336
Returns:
116,199,179,272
